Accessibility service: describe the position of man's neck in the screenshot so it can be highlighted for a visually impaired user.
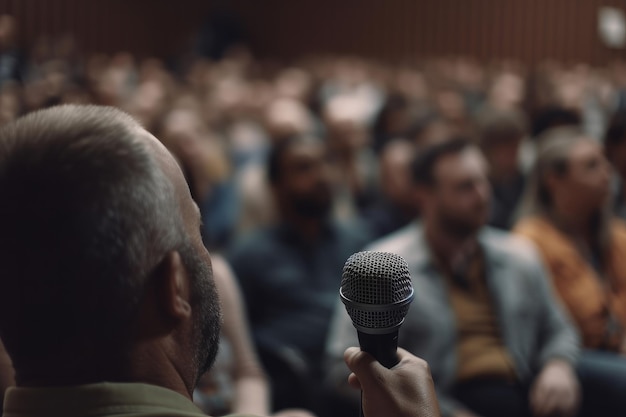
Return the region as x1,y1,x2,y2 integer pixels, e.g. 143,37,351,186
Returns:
281,211,328,243
16,345,195,400
425,221,479,267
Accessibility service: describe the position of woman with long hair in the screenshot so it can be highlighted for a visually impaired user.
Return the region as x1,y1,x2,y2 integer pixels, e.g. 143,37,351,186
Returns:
514,126,626,416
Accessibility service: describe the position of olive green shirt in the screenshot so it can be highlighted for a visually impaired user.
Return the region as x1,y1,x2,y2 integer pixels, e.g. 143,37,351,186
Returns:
3,382,258,417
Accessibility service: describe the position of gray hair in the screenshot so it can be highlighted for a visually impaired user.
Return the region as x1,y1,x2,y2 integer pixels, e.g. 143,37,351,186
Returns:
0,105,185,370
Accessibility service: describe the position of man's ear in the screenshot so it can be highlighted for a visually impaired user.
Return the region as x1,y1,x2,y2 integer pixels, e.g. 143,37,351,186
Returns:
156,251,192,321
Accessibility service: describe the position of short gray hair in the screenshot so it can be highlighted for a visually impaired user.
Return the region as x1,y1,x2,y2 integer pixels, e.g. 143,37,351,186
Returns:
0,105,185,369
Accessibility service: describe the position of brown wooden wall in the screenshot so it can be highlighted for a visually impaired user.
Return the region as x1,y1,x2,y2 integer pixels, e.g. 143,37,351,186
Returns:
238,0,626,65
1,0,626,65
0,0,213,58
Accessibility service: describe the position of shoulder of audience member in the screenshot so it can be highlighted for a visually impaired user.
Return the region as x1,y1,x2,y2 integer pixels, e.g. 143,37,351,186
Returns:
227,227,277,265
513,215,547,237
365,221,420,256
335,218,375,247
611,217,626,238
480,226,544,266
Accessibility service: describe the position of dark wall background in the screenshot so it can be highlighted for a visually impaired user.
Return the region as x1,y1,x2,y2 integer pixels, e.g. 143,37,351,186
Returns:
239,0,626,64
0,0,213,58
1,0,626,64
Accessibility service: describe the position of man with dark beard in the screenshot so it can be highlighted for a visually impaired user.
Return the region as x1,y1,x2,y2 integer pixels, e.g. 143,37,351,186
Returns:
0,106,441,417
228,136,370,414
327,138,581,417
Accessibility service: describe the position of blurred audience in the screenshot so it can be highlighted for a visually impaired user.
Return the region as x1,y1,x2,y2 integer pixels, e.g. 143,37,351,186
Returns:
362,138,419,238
6,20,626,417
0,105,442,417
228,136,370,414
0,15,21,88
328,139,580,417
158,107,238,249
476,108,528,229
194,256,314,417
515,128,626,416
604,111,626,219
322,94,379,220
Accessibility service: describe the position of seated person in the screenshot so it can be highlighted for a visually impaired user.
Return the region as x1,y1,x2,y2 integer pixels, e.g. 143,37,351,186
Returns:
195,256,314,417
603,111,626,219
327,138,581,417
361,139,419,238
228,136,370,413
0,105,439,417
514,126,626,416
475,108,528,230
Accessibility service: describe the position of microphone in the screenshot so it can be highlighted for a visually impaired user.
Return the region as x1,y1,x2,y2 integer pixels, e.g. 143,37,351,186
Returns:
340,251,414,369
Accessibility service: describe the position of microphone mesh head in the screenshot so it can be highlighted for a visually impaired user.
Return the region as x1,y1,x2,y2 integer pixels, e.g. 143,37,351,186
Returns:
340,251,413,333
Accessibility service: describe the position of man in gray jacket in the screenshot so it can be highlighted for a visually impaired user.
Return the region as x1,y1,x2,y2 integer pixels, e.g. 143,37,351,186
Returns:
327,138,581,417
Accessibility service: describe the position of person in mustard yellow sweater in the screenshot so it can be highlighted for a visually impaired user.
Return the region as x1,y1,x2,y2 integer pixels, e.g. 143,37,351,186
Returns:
514,126,626,417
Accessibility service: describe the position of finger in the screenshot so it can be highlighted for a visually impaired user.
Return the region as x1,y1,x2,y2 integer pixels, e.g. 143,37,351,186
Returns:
395,347,431,374
396,347,413,360
529,384,541,414
347,372,362,390
534,388,561,417
539,393,559,417
343,347,386,392
530,384,550,416
560,390,579,417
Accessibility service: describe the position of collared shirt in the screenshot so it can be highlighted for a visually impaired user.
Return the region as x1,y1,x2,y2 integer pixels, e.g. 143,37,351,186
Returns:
326,222,580,417
3,382,257,417
435,247,517,383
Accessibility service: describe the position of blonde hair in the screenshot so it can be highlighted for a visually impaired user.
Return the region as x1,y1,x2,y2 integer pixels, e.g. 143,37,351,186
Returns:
517,126,611,245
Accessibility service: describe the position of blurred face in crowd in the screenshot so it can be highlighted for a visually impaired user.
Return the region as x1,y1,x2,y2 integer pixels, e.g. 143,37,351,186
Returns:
435,88,466,122
607,137,626,179
327,119,369,155
160,109,206,164
548,139,611,214
414,119,454,147
0,15,16,50
483,135,523,181
488,72,525,110
381,140,417,212
420,147,491,237
275,140,333,218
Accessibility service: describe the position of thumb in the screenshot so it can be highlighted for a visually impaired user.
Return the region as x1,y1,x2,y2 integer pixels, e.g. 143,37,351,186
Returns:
344,347,386,392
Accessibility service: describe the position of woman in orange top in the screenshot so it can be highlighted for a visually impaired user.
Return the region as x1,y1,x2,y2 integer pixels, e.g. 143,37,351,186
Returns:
514,126,626,416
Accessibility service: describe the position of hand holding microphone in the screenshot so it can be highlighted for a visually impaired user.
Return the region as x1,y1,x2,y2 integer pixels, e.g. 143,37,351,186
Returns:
340,251,441,417
344,346,441,417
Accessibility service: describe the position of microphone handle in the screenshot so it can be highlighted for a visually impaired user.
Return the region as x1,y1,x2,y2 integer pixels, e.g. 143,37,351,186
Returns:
357,329,400,417
357,329,400,368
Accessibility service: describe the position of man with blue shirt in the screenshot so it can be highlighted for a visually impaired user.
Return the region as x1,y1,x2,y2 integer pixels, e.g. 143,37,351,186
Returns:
229,136,370,413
